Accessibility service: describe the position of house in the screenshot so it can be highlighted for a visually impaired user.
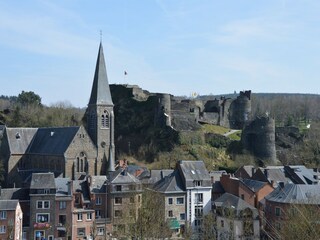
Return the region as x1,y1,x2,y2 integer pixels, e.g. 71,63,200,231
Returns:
106,167,143,237
213,193,260,240
177,160,212,233
153,169,186,236
0,200,23,240
220,174,274,208
264,183,320,238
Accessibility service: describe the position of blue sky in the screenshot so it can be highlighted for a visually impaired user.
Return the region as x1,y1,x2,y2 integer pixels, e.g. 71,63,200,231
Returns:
1,0,320,107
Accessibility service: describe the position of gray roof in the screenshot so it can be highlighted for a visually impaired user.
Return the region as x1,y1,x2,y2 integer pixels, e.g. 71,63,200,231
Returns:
72,179,90,202
209,170,227,182
6,127,37,154
178,160,212,188
179,160,211,181
285,165,318,184
257,166,290,185
241,178,267,192
88,43,113,106
234,165,255,178
0,200,19,210
55,178,71,196
30,173,56,189
89,176,107,193
153,170,185,193
214,193,258,216
0,188,29,201
139,169,174,185
108,168,141,184
265,183,320,204
27,127,79,155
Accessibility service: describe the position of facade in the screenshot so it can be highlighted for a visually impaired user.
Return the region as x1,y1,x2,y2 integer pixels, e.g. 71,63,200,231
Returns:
0,200,23,240
213,193,260,240
177,161,212,233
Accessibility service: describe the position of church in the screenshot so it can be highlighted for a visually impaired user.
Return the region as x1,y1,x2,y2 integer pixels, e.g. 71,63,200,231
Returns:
0,43,115,187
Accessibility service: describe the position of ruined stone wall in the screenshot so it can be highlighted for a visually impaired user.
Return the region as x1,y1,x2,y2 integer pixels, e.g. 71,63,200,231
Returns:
229,90,251,129
241,116,276,164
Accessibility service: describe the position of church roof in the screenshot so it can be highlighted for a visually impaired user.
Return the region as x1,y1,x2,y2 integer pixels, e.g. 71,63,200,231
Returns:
27,127,79,155
5,127,38,154
88,43,113,106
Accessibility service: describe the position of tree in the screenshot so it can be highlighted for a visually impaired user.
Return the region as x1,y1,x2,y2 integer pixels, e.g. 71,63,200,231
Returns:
17,91,41,106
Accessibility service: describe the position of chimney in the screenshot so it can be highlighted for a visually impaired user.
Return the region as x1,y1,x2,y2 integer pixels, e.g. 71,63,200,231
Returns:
279,182,284,188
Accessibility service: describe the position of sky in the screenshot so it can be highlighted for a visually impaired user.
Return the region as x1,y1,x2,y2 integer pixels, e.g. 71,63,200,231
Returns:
1,0,320,107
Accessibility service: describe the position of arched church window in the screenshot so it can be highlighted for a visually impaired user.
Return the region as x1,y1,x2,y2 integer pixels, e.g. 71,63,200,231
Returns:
101,110,109,128
76,152,87,173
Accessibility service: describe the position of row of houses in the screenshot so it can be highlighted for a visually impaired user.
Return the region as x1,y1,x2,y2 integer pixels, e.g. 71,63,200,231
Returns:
1,161,320,240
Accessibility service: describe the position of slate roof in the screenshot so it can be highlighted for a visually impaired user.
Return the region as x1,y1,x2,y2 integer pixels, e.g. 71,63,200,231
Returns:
27,127,79,155
55,178,71,196
234,165,255,178
89,176,107,193
178,160,211,181
73,179,90,202
265,183,320,204
153,170,185,193
209,170,227,182
0,188,29,201
89,43,113,105
139,169,174,185
256,166,290,185
108,168,141,184
30,173,56,189
5,127,37,154
214,193,258,216
0,200,19,210
241,178,267,192
285,165,318,184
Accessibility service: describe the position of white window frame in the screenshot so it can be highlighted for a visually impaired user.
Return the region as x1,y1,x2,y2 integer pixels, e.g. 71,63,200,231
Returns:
96,196,102,205
168,198,173,205
0,225,6,233
97,227,105,236
176,197,184,205
59,201,67,209
77,213,83,221
87,212,92,221
36,213,50,223
37,200,50,209
95,210,101,218
0,211,6,219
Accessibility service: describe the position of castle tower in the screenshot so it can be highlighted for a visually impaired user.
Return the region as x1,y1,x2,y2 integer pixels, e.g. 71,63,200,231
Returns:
86,42,115,174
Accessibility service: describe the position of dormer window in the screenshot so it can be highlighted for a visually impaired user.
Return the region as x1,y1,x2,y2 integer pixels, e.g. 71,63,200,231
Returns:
15,133,20,139
194,180,202,187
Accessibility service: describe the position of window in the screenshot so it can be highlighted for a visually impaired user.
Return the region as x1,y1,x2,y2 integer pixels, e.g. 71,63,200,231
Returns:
96,196,102,205
275,207,281,217
180,213,185,220
35,230,45,240
59,201,66,209
36,213,49,223
195,219,202,226
77,228,85,236
77,213,83,221
0,226,5,233
115,210,122,218
130,197,135,203
241,194,245,200
0,211,6,219
195,206,203,218
97,227,105,236
76,152,87,172
275,222,281,231
177,197,184,205
59,215,66,225
116,185,122,192
115,197,122,205
95,210,101,218
37,200,50,209
168,210,173,218
195,193,203,204
22,231,27,240
194,180,202,186
48,236,54,240
221,220,224,228
101,110,109,128
168,198,173,205
87,212,92,220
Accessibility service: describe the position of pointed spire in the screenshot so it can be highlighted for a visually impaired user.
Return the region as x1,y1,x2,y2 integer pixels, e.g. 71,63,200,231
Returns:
88,43,113,105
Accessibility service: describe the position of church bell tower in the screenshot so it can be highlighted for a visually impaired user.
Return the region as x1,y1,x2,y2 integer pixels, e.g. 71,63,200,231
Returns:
86,42,115,174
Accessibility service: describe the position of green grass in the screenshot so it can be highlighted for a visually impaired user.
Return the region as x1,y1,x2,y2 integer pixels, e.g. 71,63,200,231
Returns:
201,124,230,135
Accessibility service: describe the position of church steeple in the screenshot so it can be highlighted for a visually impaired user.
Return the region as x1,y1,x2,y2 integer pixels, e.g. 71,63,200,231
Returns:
86,42,115,174
89,43,113,106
